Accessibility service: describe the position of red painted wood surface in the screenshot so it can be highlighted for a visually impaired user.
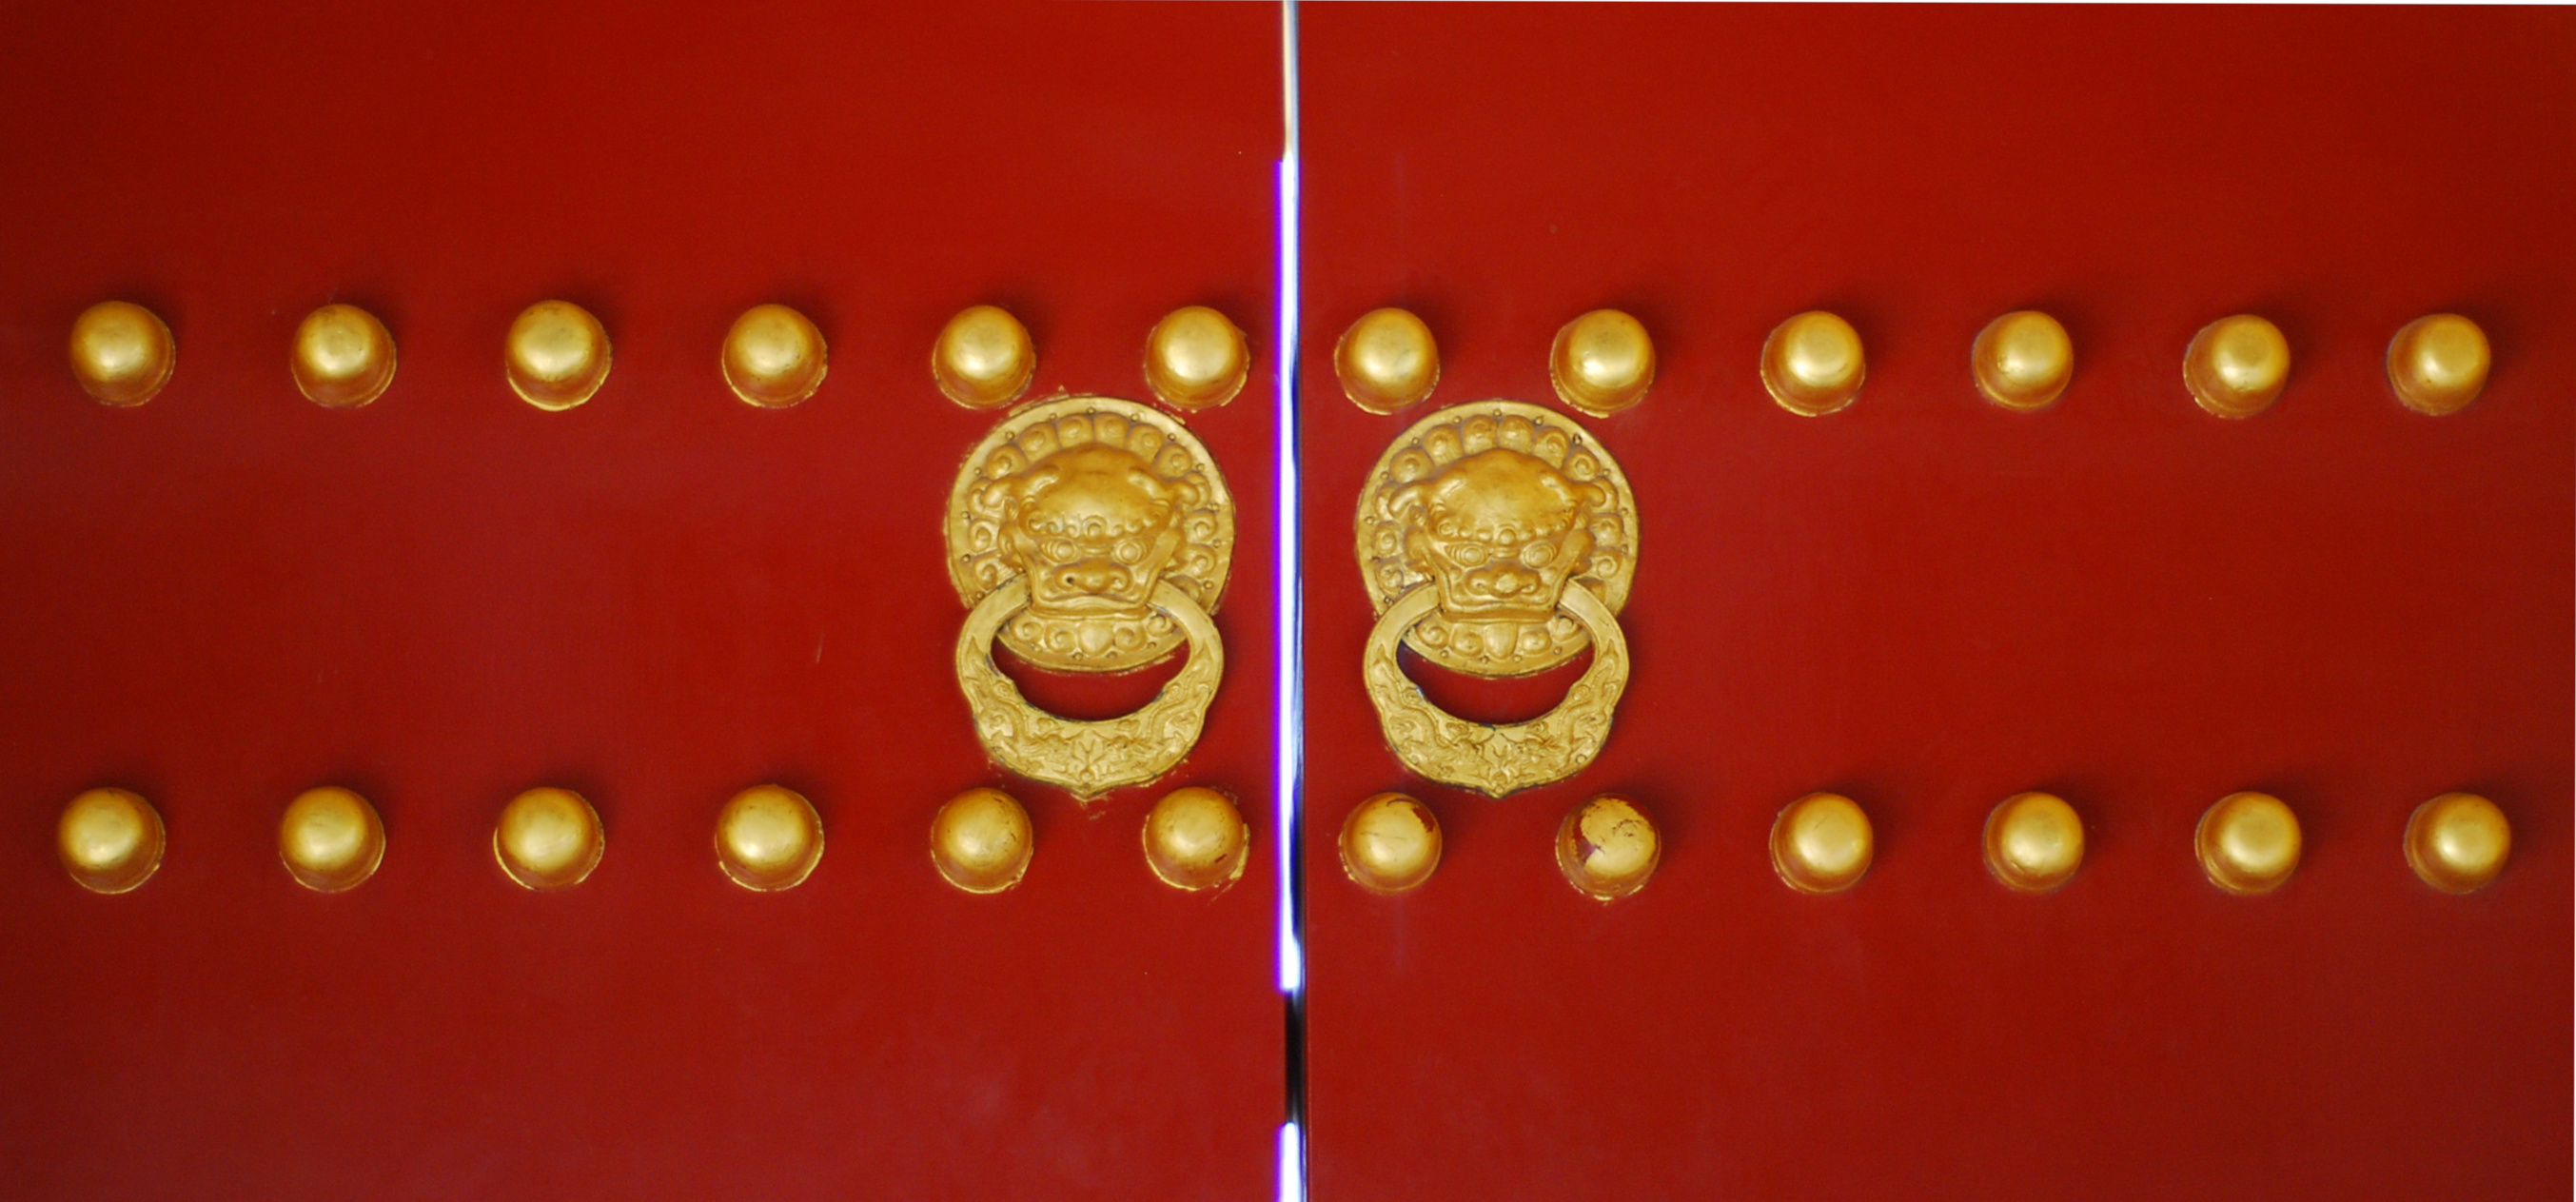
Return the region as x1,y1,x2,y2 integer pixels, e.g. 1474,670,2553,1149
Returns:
1300,7,2570,1199
0,3,1280,1198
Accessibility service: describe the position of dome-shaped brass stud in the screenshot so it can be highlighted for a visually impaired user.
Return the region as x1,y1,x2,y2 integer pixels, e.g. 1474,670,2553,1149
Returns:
505,300,612,411
1984,791,2084,893
1142,785,1249,892
721,304,827,409
68,301,176,407
1760,310,1865,417
2184,314,2290,419
1556,793,1661,901
715,784,824,891
932,305,1035,409
1549,308,1655,417
1770,792,1874,894
2386,314,2490,416
2194,791,2301,896
2404,792,2510,895
278,786,385,893
1339,792,1442,895
1334,307,1440,414
1144,305,1249,411
291,304,397,410
1971,310,2074,412
57,787,165,894
494,787,604,890
931,786,1032,894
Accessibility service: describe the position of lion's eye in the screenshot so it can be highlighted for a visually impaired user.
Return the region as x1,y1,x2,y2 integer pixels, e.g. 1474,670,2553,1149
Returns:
1112,540,1145,565
1044,540,1076,563
1519,542,1555,568
1447,542,1489,567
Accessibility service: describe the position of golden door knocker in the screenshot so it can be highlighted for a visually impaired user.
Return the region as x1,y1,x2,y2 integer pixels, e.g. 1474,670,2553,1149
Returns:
948,395,1233,799
1357,400,1638,797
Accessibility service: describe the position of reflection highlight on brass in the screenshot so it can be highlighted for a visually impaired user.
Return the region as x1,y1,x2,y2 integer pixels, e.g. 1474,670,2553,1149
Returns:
2405,792,2509,895
1771,792,1874,894
722,304,827,409
932,786,1033,894
1548,308,1655,417
1144,305,1249,411
715,784,824,891
1984,791,2083,893
947,397,1233,798
1557,793,1660,901
1338,792,1441,895
1335,307,1440,414
291,304,397,409
2184,314,2289,418
2386,314,2489,416
1142,785,1249,892
278,786,385,893
69,301,176,407
1971,310,2073,412
58,787,165,894
2195,791,2300,896
506,300,612,410
1357,401,1638,796
494,787,604,890
1760,310,1865,417
933,304,1034,409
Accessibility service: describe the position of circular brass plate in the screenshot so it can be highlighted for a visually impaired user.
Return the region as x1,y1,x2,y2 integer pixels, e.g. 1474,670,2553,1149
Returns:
1355,400,1637,678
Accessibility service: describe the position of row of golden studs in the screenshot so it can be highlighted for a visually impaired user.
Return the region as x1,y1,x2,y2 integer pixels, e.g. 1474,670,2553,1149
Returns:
66,297,2490,425
1340,789,2513,901
1338,306,2493,420
52,782,1249,897
62,300,1252,414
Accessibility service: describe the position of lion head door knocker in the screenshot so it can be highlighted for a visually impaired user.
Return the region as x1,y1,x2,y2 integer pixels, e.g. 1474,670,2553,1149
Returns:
1357,401,1638,797
948,396,1234,799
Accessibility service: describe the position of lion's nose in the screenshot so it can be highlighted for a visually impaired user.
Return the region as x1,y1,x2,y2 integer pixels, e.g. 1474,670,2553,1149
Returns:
1486,570,1528,595
1060,564,1126,596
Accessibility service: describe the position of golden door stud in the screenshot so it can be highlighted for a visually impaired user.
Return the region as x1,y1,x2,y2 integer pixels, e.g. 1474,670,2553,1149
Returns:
2194,792,2301,896
278,786,386,893
1549,308,1655,417
931,787,1033,894
2184,314,2290,418
1334,307,1440,414
1971,310,2074,412
721,304,828,409
1984,791,2084,893
1142,785,1249,892
69,301,176,407
715,784,824,891
933,305,1036,409
2405,792,2509,895
1556,793,1661,901
1760,310,1865,417
494,787,604,890
291,304,397,410
1339,792,1442,896
1771,792,1875,894
57,787,165,894
1145,305,1249,411
2386,313,2490,416
505,300,612,411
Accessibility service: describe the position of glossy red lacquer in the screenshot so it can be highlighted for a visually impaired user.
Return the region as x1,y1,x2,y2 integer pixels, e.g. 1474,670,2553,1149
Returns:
1301,7,2570,1199
0,3,1281,1198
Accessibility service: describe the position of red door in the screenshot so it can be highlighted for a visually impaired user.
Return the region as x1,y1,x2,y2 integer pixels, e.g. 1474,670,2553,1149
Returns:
0,3,1282,1197
1298,7,2570,1199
